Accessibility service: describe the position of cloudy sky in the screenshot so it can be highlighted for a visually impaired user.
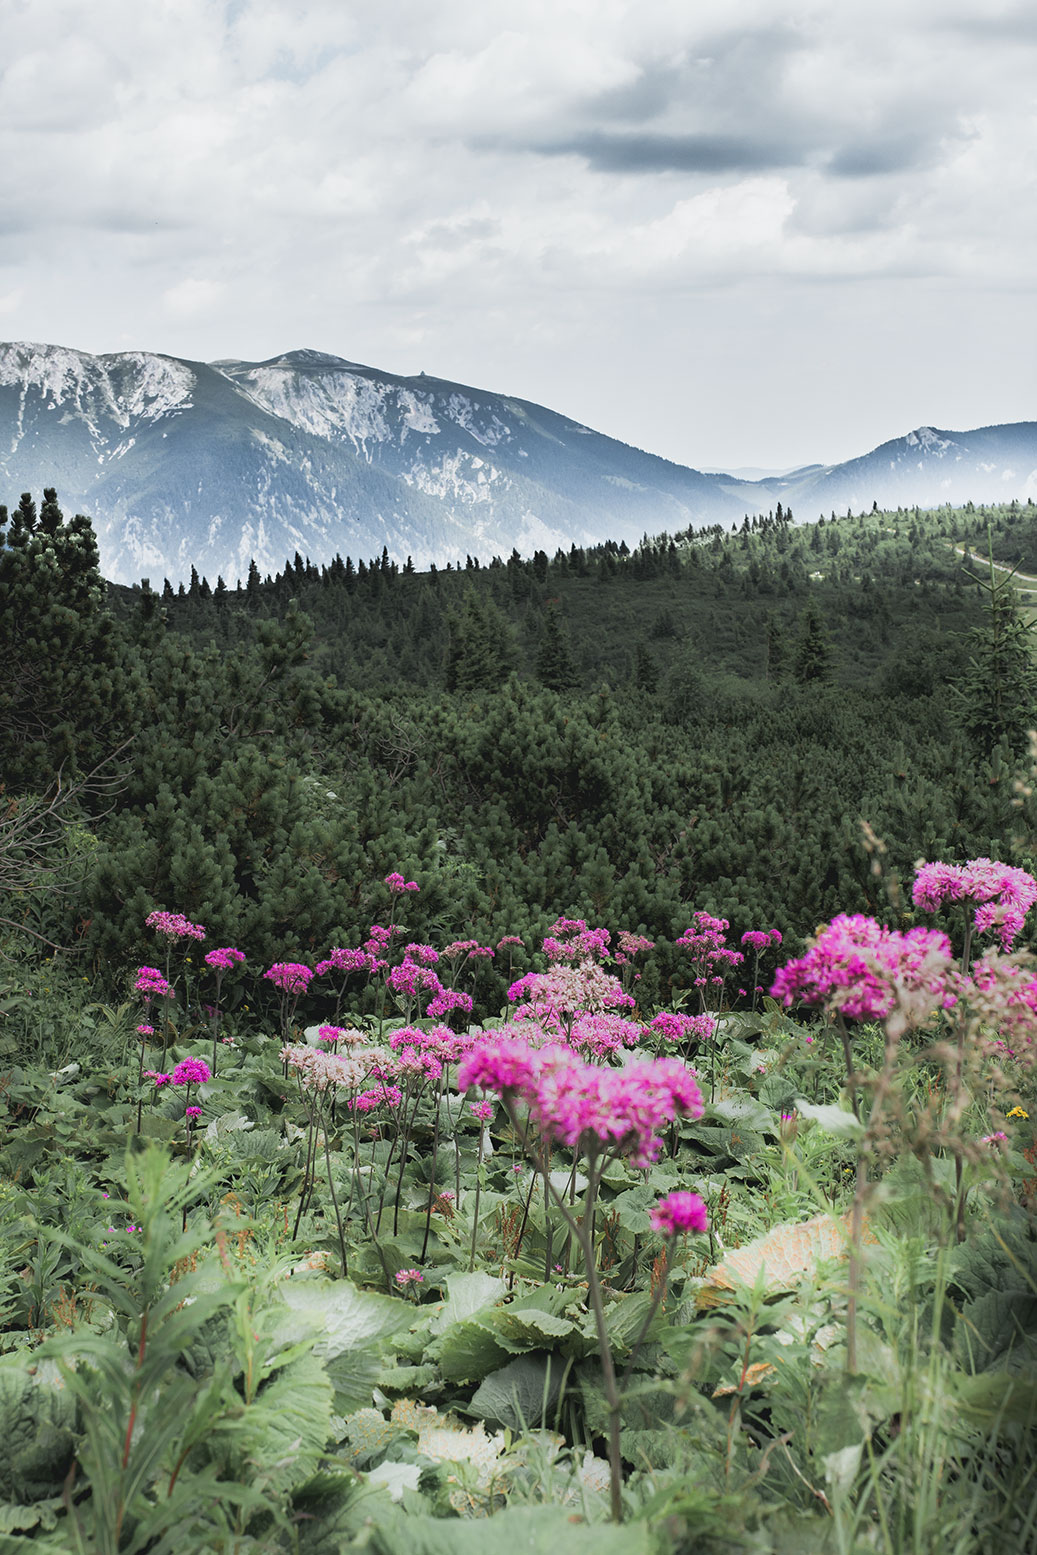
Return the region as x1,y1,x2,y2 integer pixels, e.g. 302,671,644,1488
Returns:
1,0,1034,470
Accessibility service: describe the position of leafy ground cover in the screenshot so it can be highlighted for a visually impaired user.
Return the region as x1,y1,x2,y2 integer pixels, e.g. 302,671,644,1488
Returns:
1,867,1035,1554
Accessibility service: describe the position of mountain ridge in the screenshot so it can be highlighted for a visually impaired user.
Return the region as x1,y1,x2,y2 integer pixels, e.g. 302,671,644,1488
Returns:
1,338,1035,585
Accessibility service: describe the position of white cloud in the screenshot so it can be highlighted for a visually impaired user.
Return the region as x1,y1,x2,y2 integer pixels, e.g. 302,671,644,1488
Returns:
0,0,1033,468
162,278,226,318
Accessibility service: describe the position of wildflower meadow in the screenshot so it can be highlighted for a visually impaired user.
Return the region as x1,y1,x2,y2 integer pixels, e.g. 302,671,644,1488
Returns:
0,860,1035,1555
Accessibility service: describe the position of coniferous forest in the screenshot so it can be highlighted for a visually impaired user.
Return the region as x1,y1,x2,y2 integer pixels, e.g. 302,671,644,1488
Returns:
1,491,1036,1553
5,490,1037,993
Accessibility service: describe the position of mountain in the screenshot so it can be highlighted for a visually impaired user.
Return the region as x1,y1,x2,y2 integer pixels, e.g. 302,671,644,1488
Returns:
0,342,752,586
1,340,1036,585
764,423,1037,518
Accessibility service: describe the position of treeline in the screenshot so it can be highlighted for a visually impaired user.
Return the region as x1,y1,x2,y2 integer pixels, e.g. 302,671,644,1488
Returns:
4,490,1037,1014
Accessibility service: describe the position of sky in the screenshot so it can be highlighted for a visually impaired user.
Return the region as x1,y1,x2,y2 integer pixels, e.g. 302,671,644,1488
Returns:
1,0,1035,471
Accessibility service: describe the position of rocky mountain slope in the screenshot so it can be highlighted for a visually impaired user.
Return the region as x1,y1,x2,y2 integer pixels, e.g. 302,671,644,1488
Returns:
1,340,1035,584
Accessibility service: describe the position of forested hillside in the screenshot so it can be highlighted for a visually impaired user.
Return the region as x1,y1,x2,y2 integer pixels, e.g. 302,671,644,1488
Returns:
5,491,1037,1014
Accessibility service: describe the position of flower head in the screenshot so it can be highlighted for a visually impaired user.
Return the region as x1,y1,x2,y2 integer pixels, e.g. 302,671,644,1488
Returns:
171,1057,212,1086
263,962,314,995
204,946,246,972
146,910,205,941
394,1267,423,1285
771,915,955,1027
649,1190,709,1236
315,946,377,977
134,966,173,999
913,858,1037,951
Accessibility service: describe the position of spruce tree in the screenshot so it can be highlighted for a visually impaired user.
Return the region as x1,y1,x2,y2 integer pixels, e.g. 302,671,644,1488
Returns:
535,603,579,691
792,598,833,685
0,490,132,790
951,545,1037,756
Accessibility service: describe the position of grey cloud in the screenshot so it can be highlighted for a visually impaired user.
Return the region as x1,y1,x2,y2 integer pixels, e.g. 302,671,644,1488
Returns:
536,130,802,175
826,134,943,179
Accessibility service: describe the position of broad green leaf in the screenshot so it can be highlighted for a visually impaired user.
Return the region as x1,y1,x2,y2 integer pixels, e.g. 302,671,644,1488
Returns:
281,1277,404,1359
823,1442,863,1499
208,1351,333,1498
429,1270,507,1334
366,1460,422,1502
435,1318,513,1382
0,1363,76,1505
492,1307,575,1346
795,1099,864,1139
468,1352,562,1430
368,1501,654,1555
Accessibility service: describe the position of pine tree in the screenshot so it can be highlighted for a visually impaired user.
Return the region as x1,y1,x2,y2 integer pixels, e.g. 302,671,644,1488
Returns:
0,490,132,789
792,598,833,684
951,543,1037,756
535,603,579,691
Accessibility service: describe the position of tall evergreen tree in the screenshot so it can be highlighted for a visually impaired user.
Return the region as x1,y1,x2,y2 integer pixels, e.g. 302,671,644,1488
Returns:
792,598,834,685
951,546,1037,756
535,603,579,691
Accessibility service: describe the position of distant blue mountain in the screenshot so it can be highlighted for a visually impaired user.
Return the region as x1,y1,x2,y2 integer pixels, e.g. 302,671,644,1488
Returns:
2,341,1034,584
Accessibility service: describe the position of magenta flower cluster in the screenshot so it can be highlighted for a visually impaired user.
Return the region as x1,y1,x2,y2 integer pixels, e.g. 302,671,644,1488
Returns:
509,961,635,1023
459,1037,704,1168
677,912,745,990
613,929,655,965
542,917,613,964
770,915,956,1022
442,939,495,961
263,962,314,995
741,928,783,954
134,966,174,999
385,872,419,894
204,946,246,972
146,910,206,941
316,946,378,977
649,1190,709,1237
649,1011,717,1045
171,1057,212,1086
913,857,1037,951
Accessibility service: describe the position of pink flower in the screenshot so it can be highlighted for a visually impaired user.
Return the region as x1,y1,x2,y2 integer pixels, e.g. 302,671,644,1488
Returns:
204,946,246,971
136,1023,155,1037
394,1267,423,1285
508,961,634,1021
565,1011,643,1059
913,858,1037,951
143,1070,171,1086
457,1035,544,1096
315,946,377,976
542,919,612,964
649,1191,709,1236
385,872,419,894
134,966,173,999
146,910,205,941
677,913,744,977
741,929,781,953
615,930,655,961
426,987,473,1021
443,939,495,960
348,1084,404,1113
171,1057,212,1086
185,1106,202,1118
404,943,440,965
649,1011,717,1045
771,915,956,1024
263,962,314,995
